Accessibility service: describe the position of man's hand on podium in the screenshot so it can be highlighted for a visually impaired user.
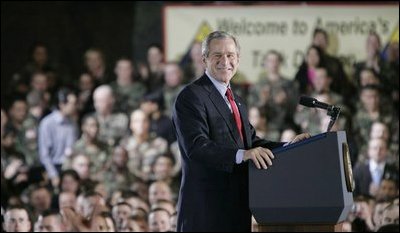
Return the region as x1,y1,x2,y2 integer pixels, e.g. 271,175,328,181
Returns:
287,133,311,145
244,147,275,169
244,133,310,169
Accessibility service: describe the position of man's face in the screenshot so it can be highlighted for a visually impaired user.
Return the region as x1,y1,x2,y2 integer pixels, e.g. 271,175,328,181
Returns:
72,155,90,180
360,89,379,111
3,209,31,232
130,110,149,136
31,73,48,92
115,60,133,81
59,192,76,209
204,38,239,84
60,94,77,117
83,117,99,139
376,180,398,202
79,73,94,91
148,211,171,232
149,183,171,205
61,175,79,193
370,122,389,141
148,47,163,66
368,138,388,163
112,147,128,167
86,51,103,70
112,204,132,227
313,69,330,93
153,157,173,180
164,64,182,87
264,53,280,74
94,91,113,116
10,100,28,123
31,188,51,212
40,215,64,232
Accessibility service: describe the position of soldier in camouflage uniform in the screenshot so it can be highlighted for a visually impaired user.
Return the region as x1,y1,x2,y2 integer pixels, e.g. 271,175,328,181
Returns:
16,91,47,167
162,62,184,117
110,58,147,114
353,85,394,163
6,98,35,166
311,68,346,106
120,109,168,181
247,50,298,140
17,114,40,167
312,28,354,101
68,115,111,179
353,31,399,106
311,67,351,129
92,85,129,147
248,50,298,108
100,146,137,197
295,68,351,136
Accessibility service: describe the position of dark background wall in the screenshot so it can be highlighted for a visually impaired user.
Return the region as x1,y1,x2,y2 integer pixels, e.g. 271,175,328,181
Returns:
1,1,163,104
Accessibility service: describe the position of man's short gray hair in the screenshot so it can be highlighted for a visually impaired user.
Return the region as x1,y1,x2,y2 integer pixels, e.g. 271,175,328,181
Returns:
93,84,114,99
201,31,240,58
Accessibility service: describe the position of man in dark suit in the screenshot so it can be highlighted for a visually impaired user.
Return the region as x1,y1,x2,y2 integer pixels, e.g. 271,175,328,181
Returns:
172,31,310,232
353,138,398,197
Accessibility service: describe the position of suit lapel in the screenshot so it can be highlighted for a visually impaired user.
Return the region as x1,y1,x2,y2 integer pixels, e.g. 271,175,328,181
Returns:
209,88,244,148
198,75,243,147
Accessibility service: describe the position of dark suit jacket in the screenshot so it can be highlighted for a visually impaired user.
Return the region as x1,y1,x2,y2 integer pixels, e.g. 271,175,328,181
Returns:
353,161,398,197
172,74,283,232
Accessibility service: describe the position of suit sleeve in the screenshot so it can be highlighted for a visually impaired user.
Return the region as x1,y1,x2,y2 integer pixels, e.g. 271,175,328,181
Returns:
173,88,238,173
38,119,58,178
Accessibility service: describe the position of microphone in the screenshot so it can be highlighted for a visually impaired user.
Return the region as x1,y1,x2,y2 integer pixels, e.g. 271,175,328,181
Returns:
298,96,341,132
299,96,333,110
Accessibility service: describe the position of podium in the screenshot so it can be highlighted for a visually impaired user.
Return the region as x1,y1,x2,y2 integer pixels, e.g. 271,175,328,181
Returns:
249,131,354,232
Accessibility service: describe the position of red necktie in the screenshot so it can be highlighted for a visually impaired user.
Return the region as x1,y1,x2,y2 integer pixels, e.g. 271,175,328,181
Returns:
226,88,243,142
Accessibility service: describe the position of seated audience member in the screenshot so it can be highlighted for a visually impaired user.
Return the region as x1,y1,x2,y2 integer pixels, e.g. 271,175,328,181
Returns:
92,85,128,147
111,201,133,232
38,209,66,232
2,205,32,232
120,109,167,181
148,208,171,232
353,138,398,197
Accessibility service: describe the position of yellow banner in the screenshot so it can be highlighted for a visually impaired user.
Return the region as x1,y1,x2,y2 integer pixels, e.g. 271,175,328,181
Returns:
164,4,399,83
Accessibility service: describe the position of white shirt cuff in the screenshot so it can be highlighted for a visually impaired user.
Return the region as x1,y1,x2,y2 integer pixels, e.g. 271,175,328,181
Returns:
236,149,245,164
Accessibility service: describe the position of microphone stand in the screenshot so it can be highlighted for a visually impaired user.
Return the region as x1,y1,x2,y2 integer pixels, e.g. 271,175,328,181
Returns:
326,106,341,132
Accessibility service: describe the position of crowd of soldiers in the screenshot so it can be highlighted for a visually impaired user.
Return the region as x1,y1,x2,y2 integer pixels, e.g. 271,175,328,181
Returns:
1,28,399,232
